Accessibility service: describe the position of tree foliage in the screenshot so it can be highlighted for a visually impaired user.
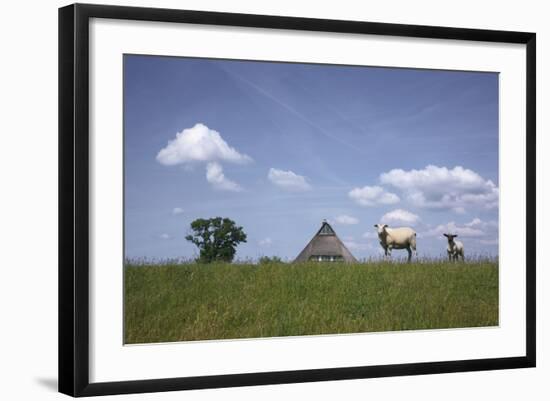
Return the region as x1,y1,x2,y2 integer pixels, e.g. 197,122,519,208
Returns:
185,217,247,263
258,256,284,265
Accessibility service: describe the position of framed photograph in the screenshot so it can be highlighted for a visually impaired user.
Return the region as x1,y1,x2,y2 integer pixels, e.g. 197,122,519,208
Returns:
58,3,536,397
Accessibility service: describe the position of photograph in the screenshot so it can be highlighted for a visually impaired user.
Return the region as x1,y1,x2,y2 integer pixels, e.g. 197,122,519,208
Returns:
123,55,500,344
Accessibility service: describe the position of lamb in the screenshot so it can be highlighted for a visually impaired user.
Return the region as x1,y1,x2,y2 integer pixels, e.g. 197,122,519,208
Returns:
374,224,417,262
443,233,464,262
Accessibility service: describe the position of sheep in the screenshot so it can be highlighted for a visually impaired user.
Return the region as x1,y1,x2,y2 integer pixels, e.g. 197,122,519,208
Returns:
374,224,417,262
443,233,464,262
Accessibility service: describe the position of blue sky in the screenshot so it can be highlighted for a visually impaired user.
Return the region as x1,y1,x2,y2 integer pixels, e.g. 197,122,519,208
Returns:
124,55,499,261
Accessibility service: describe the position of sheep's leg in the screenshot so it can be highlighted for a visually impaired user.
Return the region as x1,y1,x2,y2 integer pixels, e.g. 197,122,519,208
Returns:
406,246,412,263
410,236,417,258
380,243,388,261
448,252,452,262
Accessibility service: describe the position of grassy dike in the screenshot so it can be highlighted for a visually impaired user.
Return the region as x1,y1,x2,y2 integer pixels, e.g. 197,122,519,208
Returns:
124,260,498,344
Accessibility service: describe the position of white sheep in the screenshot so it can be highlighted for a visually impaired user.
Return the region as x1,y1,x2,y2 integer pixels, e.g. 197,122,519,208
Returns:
443,233,464,262
374,224,417,262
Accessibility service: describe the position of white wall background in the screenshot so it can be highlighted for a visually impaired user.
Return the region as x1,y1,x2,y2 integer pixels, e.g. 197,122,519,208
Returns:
0,0,547,399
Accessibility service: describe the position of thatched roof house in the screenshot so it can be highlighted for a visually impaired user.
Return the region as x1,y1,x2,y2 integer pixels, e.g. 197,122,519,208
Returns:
294,220,358,263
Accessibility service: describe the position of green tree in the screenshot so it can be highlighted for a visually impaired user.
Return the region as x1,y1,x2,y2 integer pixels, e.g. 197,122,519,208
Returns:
185,217,247,263
258,256,283,265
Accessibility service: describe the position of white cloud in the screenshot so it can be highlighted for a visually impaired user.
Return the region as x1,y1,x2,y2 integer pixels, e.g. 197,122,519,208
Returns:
342,236,375,252
334,214,359,225
159,233,172,240
381,209,420,225
465,217,483,227
362,231,378,239
172,207,184,215
206,162,242,192
380,165,498,212
348,185,400,207
464,217,499,232
343,240,373,251
268,168,311,191
423,218,498,238
424,223,484,237
156,123,252,166
259,237,273,247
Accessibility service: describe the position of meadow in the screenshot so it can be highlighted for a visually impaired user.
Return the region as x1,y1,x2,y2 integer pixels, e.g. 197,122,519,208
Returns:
124,259,498,344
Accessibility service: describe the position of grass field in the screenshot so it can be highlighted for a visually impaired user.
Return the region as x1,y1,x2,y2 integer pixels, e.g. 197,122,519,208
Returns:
124,260,498,344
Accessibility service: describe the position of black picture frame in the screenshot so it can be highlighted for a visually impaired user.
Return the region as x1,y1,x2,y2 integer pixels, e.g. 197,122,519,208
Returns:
59,3,536,397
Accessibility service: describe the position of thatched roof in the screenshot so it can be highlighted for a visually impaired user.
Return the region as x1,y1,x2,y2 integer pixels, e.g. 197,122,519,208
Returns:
294,221,358,263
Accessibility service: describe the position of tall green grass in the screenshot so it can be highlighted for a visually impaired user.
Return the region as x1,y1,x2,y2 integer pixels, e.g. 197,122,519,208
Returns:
124,260,498,344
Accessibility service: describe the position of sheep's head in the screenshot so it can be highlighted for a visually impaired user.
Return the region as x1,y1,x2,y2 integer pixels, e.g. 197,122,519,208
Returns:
443,233,458,242
374,224,389,235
